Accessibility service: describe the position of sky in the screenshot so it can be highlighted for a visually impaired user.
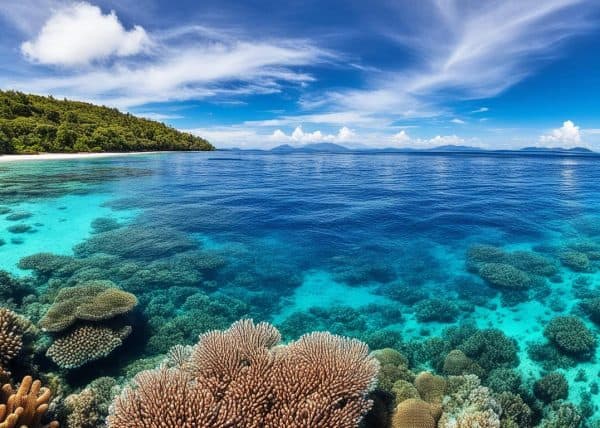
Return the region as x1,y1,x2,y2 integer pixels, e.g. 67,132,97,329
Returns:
1,0,600,149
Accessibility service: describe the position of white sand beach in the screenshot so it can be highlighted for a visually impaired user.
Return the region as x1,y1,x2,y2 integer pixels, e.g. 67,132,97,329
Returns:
0,152,161,162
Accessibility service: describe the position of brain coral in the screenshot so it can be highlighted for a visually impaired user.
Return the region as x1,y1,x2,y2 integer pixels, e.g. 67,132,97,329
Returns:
46,324,132,369
108,319,379,428
0,308,24,367
478,263,532,290
0,375,59,428
391,399,441,428
544,315,596,357
38,281,137,332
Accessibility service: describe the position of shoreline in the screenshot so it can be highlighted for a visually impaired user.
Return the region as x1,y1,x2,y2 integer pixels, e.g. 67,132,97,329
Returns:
0,151,164,162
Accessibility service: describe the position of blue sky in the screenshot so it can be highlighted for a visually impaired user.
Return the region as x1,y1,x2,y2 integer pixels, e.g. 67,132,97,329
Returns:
1,0,600,149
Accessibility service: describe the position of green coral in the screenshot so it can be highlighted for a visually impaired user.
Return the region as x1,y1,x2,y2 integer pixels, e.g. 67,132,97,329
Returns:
478,263,532,290
39,281,137,332
544,315,596,358
534,372,569,403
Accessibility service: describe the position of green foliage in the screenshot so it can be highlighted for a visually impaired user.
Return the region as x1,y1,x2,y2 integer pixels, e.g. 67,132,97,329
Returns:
0,90,213,153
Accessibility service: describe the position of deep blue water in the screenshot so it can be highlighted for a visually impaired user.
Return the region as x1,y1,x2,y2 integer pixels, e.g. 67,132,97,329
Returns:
2,151,600,423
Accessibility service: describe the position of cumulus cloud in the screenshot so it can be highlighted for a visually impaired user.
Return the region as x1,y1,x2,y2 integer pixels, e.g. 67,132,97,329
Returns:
391,130,465,148
269,126,356,144
539,120,583,147
21,2,150,66
392,130,411,144
451,118,466,124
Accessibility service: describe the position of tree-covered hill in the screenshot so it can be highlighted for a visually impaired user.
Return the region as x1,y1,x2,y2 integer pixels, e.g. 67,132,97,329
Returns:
0,90,213,154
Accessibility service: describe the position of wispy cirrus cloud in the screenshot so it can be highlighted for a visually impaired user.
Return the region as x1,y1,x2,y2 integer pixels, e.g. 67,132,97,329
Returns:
301,0,595,120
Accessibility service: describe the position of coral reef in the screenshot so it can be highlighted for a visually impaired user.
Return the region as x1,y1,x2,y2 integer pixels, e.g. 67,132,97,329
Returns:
414,299,459,323
63,377,120,428
0,375,58,427
0,308,24,368
108,319,379,427
46,324,132,369
534,372,569,403
478,263,532,290
391,398,441,428
544,315,596,358
38,282,136,332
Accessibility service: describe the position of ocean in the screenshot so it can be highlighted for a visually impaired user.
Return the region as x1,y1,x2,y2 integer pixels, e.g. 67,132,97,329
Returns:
1,150,600,425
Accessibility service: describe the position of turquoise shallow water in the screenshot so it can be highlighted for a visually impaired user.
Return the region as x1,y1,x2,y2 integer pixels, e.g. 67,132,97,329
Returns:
2,151,600,425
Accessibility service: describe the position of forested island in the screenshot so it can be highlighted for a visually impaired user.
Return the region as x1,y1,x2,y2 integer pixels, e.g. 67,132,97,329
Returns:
0,90,213,154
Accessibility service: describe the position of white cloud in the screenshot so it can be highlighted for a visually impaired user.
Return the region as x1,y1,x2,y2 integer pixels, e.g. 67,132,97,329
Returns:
269,126,356,144
539,120,583,147
391,130,466,148
451,118,466,124
392,130,411,144
11,36,325,109
21,2,150,66
471,107,489,114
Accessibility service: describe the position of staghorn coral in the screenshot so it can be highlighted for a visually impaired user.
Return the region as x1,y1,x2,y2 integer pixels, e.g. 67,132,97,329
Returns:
391,398,441,428
108,319,379,427
0,375,58,428
0,308,23,367
38,282,136,333
478,263,532,290
544,315,596,358
539,402,581,427
46,324,131,369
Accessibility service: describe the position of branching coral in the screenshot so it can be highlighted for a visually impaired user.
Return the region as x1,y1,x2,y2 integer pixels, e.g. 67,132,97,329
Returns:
46,324,131,369
0,375,58,428
108,319,379,427
38,282,136,332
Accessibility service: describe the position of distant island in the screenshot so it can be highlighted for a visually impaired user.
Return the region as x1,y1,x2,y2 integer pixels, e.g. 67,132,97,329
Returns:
0,90,213,154
266,142,596,155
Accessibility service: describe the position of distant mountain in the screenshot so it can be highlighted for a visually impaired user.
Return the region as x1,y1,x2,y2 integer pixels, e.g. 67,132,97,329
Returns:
265,143,596,154
520,146,594,153
271,143,351,153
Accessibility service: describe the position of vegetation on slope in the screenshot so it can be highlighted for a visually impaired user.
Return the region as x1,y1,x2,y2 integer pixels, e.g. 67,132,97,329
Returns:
0,90,213,154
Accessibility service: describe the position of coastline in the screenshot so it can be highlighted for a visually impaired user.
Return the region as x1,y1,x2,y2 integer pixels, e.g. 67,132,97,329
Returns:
0,151,163,162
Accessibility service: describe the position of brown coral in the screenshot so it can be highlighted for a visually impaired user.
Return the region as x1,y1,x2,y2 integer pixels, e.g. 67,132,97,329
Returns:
0,375,59,428
38,282,137,332
0,308,23,367
391,399,441,428
414,372,446,404
108,319,379,428
46,325,131,369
